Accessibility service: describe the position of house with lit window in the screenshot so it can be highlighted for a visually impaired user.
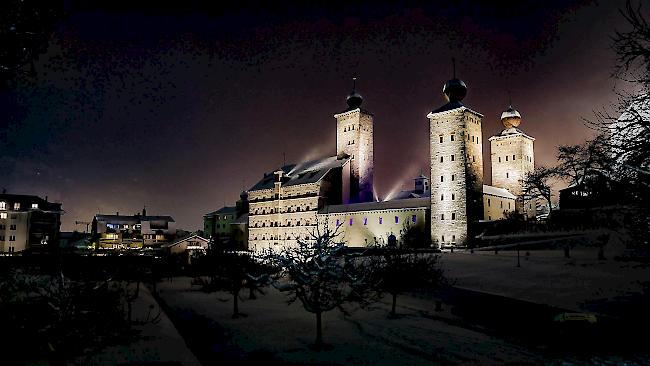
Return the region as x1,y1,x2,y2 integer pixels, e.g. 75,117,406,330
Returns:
92,208,177,249
0,193,62,253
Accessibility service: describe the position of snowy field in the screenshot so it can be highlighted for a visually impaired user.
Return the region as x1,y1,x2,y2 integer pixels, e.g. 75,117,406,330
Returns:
442,246,650,313
157,277,544,365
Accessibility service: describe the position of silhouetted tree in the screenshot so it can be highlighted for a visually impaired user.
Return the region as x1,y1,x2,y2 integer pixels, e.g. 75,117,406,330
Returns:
369,245,446,317
522,167,556,216
268,224,369,349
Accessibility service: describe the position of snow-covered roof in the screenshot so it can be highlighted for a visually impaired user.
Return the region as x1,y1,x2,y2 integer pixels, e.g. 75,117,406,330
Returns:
483,185,516,199
95,214,175,223
501,108,521,120
162,234,209,248
320,197,429,214
249,155,351,191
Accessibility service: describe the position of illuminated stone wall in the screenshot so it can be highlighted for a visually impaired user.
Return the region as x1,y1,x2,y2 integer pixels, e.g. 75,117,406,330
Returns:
428,106,484,247
334,109,374,203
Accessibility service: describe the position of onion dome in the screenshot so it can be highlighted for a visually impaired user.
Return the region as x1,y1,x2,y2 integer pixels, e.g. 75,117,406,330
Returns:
346,77,363,109
442,78,467,102
501,105,522,128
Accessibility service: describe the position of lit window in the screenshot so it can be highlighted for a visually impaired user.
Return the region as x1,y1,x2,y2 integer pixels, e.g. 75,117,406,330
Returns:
31,203,38,209
0,213,6,219
412,215,416,224
13,203,20,210
106,233,118,239
0,202,5,210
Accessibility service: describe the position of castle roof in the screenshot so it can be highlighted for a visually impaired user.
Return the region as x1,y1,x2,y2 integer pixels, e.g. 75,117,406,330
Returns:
482,185,516,199
320,197,429,214
249,155,351,191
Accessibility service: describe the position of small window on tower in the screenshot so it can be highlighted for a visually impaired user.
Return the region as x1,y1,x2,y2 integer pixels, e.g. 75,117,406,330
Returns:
507,172,509,178
412,215,416,224
452,194,455,200
349,218,353,226
440,156,443,163
499,157,501,162
488,199,491,207
363,217,367,225
450,134,455,141
513,155,516,160
506,156,509,161
439,135,443,143
472,156,475,162
379,217,383,224
441,176,444,182
441,214,444,220
501,201,503,208
395,216,399,224
441,194,444,201
451,155,455,161
451,175,455,181
452,213,456,220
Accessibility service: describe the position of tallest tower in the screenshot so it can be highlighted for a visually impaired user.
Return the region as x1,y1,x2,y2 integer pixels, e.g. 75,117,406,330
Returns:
428,68,484,247
334,79,374,203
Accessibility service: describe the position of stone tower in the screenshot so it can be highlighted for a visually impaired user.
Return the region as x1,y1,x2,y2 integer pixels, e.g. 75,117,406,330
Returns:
428,72,484,247
488,104,535,216
334,79,374,203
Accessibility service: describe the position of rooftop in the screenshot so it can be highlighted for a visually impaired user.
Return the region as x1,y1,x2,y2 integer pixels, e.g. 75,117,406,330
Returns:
249,155,351,191
320,197,429,214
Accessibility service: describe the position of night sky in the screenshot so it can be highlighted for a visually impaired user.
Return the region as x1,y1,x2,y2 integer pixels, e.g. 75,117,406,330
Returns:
0,0,632,231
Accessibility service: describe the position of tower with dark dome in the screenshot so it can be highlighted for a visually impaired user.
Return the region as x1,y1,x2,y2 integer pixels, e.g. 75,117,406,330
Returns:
489,102,536,217
427,65,484,248
334,78,374,203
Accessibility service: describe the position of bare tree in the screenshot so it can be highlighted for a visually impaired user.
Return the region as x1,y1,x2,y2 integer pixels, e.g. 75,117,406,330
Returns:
268,224,369,349
368,245,446,317
522,167,556,216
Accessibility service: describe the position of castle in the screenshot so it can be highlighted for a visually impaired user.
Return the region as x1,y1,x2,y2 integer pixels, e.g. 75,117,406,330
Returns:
243,73,536,251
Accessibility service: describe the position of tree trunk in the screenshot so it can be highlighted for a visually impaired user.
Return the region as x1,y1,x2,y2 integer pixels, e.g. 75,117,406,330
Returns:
390,293,397,316
232,289,239,318
315,311,323,347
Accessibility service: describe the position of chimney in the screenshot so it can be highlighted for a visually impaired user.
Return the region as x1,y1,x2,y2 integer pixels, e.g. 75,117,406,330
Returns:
116,211,119,216
142,206,147,217
45,195,48,202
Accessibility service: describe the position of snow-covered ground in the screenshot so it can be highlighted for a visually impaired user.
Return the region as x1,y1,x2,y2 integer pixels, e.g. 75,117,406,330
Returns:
72,284,201,366
442,247,650,313
158,277,545,365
